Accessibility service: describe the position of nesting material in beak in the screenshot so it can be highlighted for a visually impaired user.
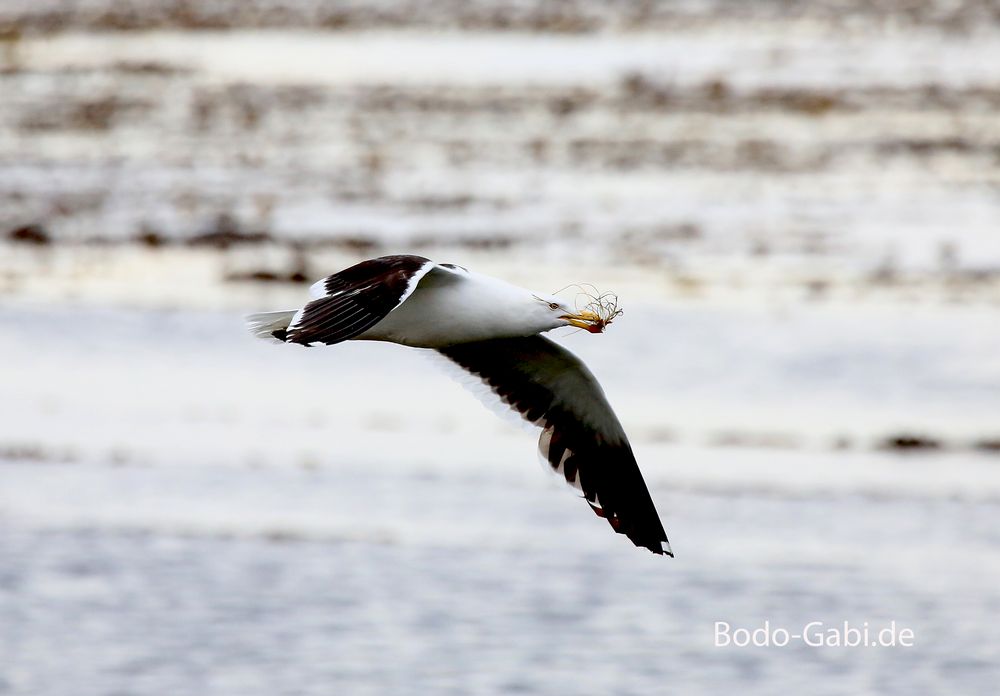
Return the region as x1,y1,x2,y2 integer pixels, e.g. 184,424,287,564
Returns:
560,290,624,333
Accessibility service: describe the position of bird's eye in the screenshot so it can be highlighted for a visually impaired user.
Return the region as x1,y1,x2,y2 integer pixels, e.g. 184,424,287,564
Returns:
549,302,560,310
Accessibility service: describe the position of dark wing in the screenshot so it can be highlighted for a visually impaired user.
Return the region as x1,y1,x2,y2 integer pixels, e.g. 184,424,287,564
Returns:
437,335,671,556
283,255,433,346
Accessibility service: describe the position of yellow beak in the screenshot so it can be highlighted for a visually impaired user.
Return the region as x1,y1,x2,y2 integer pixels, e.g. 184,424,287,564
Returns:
560,310,604,333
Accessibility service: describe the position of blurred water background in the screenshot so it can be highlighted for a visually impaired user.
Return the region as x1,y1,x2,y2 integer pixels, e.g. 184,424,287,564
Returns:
1,1,999,694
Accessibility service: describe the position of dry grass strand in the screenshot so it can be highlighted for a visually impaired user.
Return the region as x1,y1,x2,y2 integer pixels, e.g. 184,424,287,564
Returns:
554,283,624,331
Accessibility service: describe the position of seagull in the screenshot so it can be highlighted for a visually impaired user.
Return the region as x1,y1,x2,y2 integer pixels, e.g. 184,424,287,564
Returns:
247,255,671,555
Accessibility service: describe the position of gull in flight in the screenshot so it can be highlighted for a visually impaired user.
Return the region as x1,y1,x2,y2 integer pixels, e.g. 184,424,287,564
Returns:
247,255,671,555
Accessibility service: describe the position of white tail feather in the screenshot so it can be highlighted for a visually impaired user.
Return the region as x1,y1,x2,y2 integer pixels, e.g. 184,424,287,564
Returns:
245,310,297,342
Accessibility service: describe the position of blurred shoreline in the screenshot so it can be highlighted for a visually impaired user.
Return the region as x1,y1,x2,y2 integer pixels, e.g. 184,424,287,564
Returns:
3,20,1000,280
4,239,1000,308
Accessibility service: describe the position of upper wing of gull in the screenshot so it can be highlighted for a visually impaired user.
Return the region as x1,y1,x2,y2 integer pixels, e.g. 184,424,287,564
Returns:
284,254,440,346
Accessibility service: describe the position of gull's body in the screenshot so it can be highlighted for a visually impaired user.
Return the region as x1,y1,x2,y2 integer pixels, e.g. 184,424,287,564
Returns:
359,263,557,347
247,255,671,555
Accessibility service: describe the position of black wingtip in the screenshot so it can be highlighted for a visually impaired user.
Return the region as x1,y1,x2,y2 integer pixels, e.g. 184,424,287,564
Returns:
646,546,673,557
647,539,673,557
